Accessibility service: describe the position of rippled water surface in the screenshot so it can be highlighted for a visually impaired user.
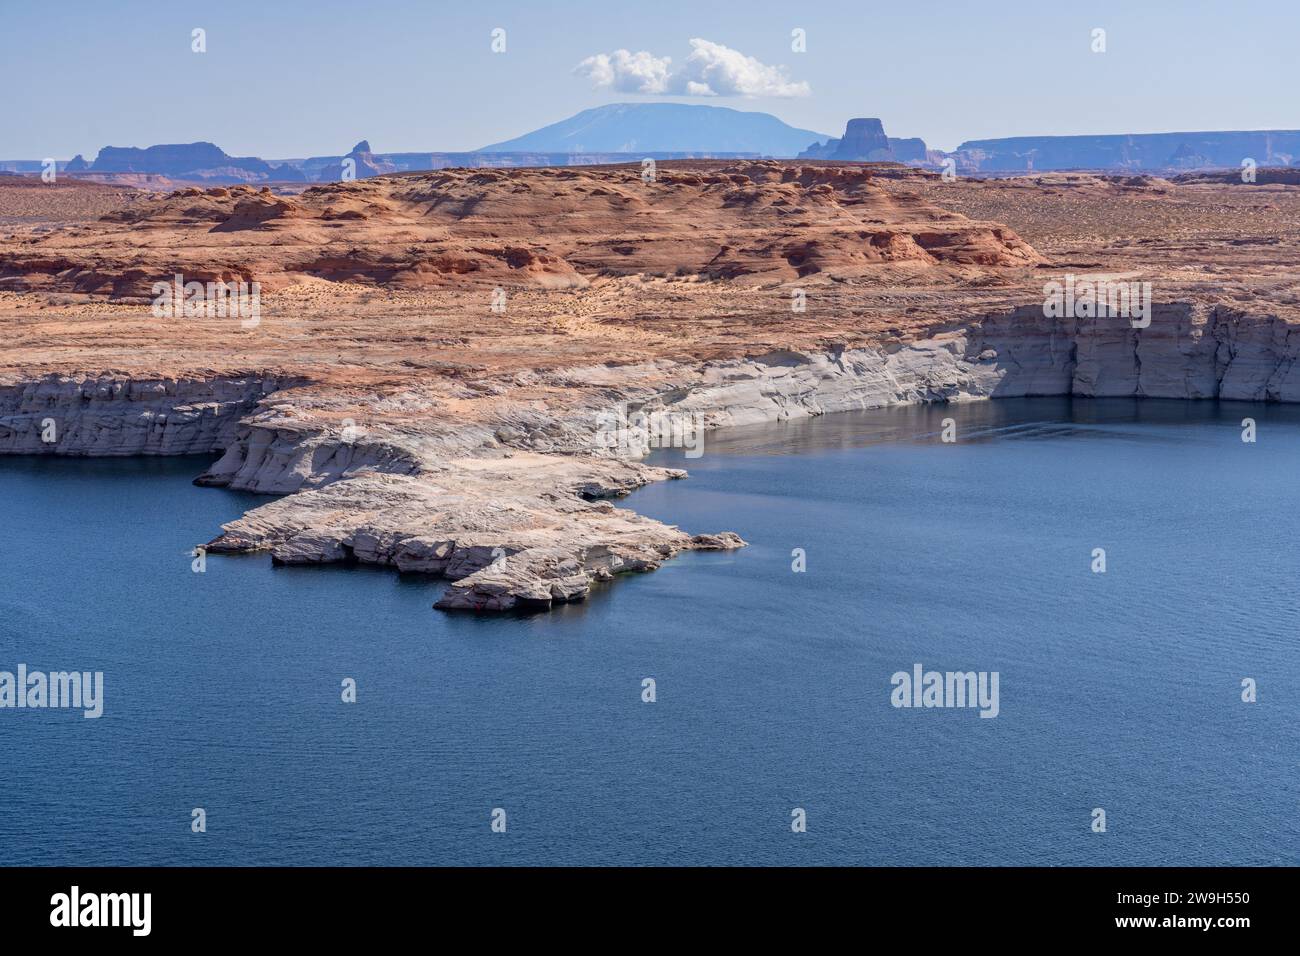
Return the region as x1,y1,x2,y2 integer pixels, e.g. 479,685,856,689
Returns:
1,398,1295,865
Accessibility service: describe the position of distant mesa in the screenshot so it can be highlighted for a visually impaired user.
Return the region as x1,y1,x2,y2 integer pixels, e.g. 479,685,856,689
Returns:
800,120,1300,174
798,118,934,165
44,106,827,186
887,137,930,163
949,130,1300,173
802,118,892,160
78,142,306,183
21,112,1300,188
319,141,397,181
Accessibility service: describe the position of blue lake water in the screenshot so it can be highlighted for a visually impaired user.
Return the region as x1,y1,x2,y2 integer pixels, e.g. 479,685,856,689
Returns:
0,397,1296,866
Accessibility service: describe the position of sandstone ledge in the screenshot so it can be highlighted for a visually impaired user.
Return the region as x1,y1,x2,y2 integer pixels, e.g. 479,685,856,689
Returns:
202,454,745,613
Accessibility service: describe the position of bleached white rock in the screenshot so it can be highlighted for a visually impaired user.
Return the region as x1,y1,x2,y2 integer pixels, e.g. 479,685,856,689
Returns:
6,302,1300,611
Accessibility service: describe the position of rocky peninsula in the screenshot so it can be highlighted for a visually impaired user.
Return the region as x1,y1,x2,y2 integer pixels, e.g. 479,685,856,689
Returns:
2,161,1299,609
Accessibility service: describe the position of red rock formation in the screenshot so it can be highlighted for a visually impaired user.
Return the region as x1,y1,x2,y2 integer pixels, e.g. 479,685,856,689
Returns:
0,160,1041,298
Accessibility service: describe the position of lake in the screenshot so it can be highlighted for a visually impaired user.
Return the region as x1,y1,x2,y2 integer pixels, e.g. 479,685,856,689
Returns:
1,397,1295,865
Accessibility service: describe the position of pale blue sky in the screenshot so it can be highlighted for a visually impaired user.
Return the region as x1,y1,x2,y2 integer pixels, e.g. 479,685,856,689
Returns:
3,0,1295,158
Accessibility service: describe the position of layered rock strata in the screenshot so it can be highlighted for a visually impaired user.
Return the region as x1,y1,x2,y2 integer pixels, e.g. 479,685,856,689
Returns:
3,301,1299,610
4,160,1299,610
0,161,1040,297
0,375,287,456
26,302,1300,607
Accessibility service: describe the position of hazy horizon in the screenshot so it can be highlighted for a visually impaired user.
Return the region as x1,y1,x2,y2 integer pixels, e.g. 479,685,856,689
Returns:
4,0,1297,158
14,101,1300,163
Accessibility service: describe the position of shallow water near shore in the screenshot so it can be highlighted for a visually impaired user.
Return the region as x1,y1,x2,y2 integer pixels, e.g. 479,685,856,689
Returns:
1,397,1296,865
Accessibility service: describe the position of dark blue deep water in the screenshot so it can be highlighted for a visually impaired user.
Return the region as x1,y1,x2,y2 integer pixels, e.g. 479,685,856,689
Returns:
1,398,1296,866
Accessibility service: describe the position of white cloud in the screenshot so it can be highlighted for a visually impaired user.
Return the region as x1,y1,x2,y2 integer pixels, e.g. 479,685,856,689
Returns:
676,39,811,97
574,38,810,98
574,49,673,94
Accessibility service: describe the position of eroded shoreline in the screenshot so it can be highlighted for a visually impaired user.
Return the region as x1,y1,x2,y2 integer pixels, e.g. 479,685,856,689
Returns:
5,302,1299,610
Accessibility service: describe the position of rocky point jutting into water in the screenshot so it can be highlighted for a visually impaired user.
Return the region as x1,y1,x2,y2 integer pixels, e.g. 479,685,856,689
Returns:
2,160,1299,609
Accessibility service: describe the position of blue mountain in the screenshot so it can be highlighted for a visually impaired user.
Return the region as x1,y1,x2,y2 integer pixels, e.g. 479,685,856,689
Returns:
479,103,829,157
